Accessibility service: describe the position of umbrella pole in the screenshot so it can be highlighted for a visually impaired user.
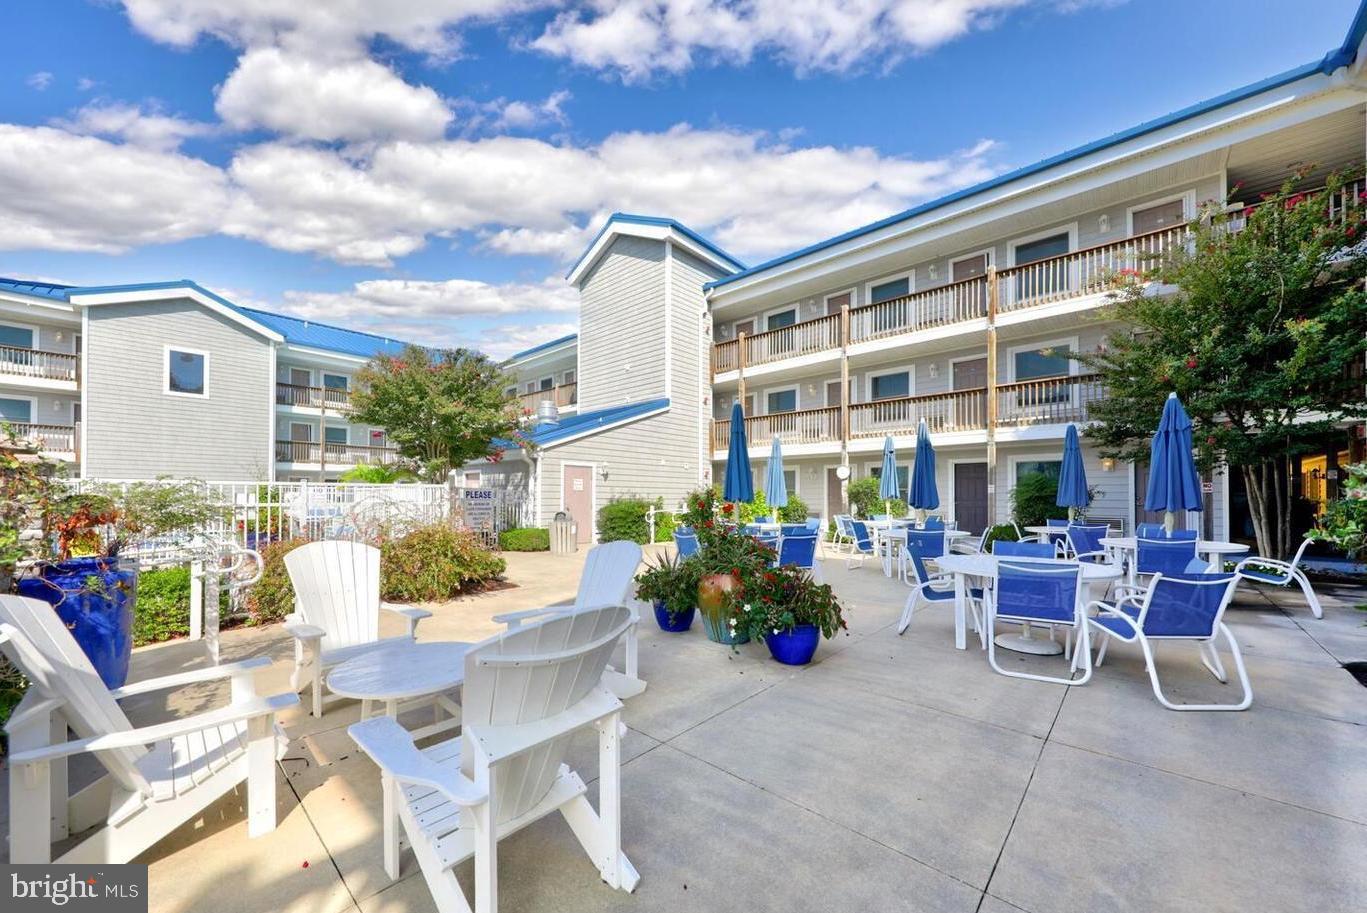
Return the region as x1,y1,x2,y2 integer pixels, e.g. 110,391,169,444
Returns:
1163,510,1176,535
1068,507,1076,522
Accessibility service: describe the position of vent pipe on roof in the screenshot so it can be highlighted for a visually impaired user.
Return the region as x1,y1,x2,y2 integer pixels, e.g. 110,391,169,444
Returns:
536,399,560,427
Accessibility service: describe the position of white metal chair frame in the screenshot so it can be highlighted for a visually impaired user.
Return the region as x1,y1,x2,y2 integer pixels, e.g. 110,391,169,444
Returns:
984,560,1093,686
1086,573,1251,711
0,599,297,864
284,541,432,717
348,605,639,913
1233,538,1323,619
896,548,983,638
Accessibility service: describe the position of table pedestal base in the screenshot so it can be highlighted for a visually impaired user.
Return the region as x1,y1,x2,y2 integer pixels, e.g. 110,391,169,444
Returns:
994,624,1064,655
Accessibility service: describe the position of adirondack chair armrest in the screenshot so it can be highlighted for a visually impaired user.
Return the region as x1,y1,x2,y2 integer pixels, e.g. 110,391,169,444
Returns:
108,656,273,699
285,622,327,643
7,692,299,766
491,606,572,630
463,685,621,764
380,602,431,636
348,717,488,807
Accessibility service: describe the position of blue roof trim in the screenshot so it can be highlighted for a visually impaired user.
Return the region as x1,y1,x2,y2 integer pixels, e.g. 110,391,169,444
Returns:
504,333,578,364
495,397,669,450
0,277,75,301
1324,0,1367,72
706,51,1351,291
566,213,745,281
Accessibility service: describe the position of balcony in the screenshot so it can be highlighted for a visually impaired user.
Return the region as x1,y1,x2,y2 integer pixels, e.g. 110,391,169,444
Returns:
996,374,1105,426
712,406,842,451
276,382,352,411
996,225,1187,314
516,382,577,413
275,440,395,465
848,388,988,439
8,422,77,455
0,345,79,386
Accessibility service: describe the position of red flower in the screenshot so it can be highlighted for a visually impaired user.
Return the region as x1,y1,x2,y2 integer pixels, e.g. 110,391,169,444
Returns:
722,503,734,514
1185,357,1198,369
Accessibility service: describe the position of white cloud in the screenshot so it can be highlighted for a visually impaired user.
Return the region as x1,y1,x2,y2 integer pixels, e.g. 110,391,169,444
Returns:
26,72,54,91
77,77,99,92
56,100,215,151
215,48,453,142
0,124,229,252
474,321,580,360
532,0,1031,80
488,90,572,132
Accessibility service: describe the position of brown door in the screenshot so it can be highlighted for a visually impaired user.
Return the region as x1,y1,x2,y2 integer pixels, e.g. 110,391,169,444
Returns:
562,464,594,544
952,357,987,390
1134,462,1185,531
733,319,756,338
825,292,851,316
826,467,846,517
953,463,988,535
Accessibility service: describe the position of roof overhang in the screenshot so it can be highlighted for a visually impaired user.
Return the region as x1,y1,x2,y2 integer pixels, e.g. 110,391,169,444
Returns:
539,400,670,449
567,215,743,287
504,335,578,369
69,282,284,343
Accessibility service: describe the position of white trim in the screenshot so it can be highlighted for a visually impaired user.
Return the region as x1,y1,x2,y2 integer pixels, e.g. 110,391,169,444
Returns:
539,402,671,450
947,248,995,282
288,421,314,442
761,384,800,415
163,345,210,399
947,352,990,390
1006,222,1079,267
862,365,915,403
559,461,598,543
0,292,81,319
863,270,914,307
79,307,88,476
664,238,674,400
568,219,740,286
1126,189,1197,236
0,393,38,424
1005,335,1080,382
505,337,578,370
463,469,483,488
823,288,857,315
70,287,284,342
761,303,800,331
944,458,989,529
0,319,39,349
282,344,374,368
267,343,278,482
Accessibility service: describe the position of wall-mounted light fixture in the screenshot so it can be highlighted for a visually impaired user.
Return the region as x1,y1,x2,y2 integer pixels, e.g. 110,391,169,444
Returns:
1100,457,1116,472
1098,214,1110,234
928,363,939,379
597,465,610,480
928,264,938,281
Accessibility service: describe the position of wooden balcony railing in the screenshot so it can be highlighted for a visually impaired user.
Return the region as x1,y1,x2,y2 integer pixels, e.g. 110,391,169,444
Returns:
711,314,842,374
848,389,987,438
276,382,352,410
849,276,988,344
275,440,396,465
0,345,78,383
996,374,1105,426
516,382,577,412
996,225,1188,313
6,422,77,453
712,406,841,450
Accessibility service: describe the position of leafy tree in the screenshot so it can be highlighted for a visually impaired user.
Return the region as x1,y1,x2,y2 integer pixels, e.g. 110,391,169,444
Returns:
349,345,527,480
338,464,419,484
1082,169,1366,558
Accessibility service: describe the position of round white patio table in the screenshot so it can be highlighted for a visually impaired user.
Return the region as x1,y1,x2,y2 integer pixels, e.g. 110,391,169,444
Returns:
327,641,472,740
871,525,969,578
934,554,1122,652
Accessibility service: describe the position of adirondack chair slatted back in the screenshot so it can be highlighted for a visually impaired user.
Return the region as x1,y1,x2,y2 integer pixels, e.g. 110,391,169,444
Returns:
462,605,632,821
573,541,642,609
0,596,152,795
285,541,381,651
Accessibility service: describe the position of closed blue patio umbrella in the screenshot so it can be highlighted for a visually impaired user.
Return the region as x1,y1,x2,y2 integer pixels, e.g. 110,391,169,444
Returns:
909,418,940,521
1056,423,1090,520
878,436,900,517
1145,392,1203,533
722,401,754,504
764,435,788,509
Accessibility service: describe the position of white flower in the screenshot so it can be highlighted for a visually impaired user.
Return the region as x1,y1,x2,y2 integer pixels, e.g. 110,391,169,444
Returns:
772,628,780,635
743,604,752,612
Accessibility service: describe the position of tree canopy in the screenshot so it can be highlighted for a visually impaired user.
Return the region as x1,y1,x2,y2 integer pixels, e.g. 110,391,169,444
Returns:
1082,169,1366,558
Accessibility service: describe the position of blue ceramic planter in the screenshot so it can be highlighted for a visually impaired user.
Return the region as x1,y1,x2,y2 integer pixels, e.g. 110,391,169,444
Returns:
765,624,820,665
700,611,749,645
653,600,695,633
18,557,138,688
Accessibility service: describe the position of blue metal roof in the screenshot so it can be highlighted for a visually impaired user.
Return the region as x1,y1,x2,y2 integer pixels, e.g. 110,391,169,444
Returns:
494,397,670,450
706,4,1367,292
0,276,76,301
567,213,745,281
504,333,578,364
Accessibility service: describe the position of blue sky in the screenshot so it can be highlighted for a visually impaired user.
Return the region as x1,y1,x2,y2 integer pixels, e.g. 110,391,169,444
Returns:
0,0,1358,357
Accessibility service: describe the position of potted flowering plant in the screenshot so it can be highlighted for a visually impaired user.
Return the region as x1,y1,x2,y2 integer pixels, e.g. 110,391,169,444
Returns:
634,552,700,632
685,520,773,644
725,564,848,665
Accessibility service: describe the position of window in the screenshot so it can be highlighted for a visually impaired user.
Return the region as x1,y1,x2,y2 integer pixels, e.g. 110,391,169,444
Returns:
562,369,575,385
505,386,517,397
765,309,797,331
1013,343,1073,380
165,347,207,396
783,469,798,495
289,367,311,387
1011,230,1072,301
539,376,554,391
289,422,313,442
871,464,911,494
951,252,989,282
869,276,910,304
0,324,34,349
0,397,33,423
322,373,348,390
464,471,482,487
324,426,349,445
1015,460,1061,483
524,381,537,394
869,371,910,401
1131,198,1186,235
1014,232,1070,265
825,291,852,315
766,389,797,414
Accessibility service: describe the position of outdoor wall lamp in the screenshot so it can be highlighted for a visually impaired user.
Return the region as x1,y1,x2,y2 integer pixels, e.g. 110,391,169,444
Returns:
928,364,939,378
597,466,610,480
1098,214,1110,233
1100,457,1116,472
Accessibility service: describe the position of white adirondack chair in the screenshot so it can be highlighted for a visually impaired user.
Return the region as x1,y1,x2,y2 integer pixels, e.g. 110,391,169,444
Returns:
284,540,432,716
0,596,296,864
490,540,645,698
348,604,639,913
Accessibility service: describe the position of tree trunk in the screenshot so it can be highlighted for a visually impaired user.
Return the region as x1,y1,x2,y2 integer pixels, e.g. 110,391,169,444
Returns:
1241,459,1295,560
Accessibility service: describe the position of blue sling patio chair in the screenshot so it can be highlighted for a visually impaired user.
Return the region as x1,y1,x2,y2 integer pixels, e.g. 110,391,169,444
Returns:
921,515,946,530
1135,523,1165,538
803,517,822,533
1234,539,1323,619
1135,537,1197,584
832,515,855,553
775,533,822,583
1167,529,1198,540
673,527,699,558
846,520,877,569
985,560,1092,686
780,523,808,537
1086,571,1249,711
992,540,1057,558
1065,523,1111,563
897,534,983,637
896,528,946,585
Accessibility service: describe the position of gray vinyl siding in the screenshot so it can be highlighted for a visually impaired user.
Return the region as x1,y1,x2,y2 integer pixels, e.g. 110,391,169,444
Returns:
577,235,666,410
469,460,531,493
83,298,273,480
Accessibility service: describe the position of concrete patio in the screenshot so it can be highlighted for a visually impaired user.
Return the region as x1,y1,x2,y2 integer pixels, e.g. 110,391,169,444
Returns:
6,548,1366,913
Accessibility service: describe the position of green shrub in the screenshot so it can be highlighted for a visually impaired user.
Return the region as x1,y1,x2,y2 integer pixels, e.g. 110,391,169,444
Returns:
598,496,673,544
380,525,506,602
776,493,810,523
243,538,310,624
1010,472,1067,527
499,527,549,551
847,476,909,518
133,565,227,646
736,489,769,524
984,523,1020,551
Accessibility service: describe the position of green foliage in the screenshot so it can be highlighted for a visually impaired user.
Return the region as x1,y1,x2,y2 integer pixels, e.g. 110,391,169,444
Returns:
775,493,810,523
243,538,309,624
499,527,549,551
379,525,506,602
0,654,26,751
847,476,909,518
736,489,769,524
633,551,700,620
597,496,672,544
680,486,722,533
104,478,225,545
0,424,60,571
1082,168,1366,557
1307,462,1367,556
133,566,229,646
339,464,419,484
985,524,1020,550
349,344,524,480
1010,473,1067,527
725,564,849,642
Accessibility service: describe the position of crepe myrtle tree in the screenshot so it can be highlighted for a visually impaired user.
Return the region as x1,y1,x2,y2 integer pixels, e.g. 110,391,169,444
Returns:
350,345,528,480
1081,168,1367,560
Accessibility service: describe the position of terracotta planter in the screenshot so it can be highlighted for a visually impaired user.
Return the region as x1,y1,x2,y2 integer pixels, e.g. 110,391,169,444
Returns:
698,572,748,644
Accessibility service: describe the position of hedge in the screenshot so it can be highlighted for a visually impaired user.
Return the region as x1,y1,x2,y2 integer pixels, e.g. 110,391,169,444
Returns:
499,527,550,551
598,496,675,544
134,565,227,646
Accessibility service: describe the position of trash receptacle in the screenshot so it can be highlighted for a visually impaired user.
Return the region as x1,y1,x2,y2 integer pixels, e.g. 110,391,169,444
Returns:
550,511,577,554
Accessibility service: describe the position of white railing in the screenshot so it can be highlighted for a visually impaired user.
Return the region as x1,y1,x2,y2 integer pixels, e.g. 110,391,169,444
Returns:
0,344,78,382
